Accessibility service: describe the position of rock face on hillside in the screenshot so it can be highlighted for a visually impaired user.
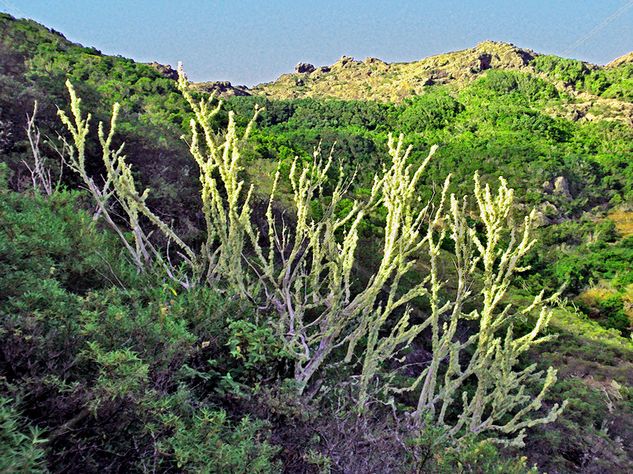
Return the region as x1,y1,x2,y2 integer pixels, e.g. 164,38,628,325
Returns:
250,41,631,127
191,81,251,97
146,62,179,81
252,41,539,101
145,62,253,98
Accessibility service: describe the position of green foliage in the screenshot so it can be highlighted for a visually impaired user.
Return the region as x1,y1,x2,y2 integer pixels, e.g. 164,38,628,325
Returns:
162,408,280,473
227,319,288,372
434,439,538,473
0,184,135,299
585,65,633,100
221,68,632,225
532,54,633,100
0,397,47,474
408,420,537,473
1,12,633,472
470,69,559,102
596,295,630,334
552,237,633,292
547,378,610,429
398,88,464,132
0,183,280,471
86,342,149,408
230,96,386,149
0,13,201,231
532,55,589,86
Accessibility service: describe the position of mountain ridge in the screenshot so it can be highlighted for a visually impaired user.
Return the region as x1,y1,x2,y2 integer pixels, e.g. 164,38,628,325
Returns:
1,12,630,105
251,40,541,101
249,40,630,103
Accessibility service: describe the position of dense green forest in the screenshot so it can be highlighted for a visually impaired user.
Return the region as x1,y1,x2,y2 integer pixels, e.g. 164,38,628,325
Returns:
1,13,632,473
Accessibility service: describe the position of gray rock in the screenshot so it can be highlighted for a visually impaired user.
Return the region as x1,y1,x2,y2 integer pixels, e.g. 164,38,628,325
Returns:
553,176,572,199
146,62,179,80
534,202,559,227
193,81,251,97
542,180,554,193
533,210,551,227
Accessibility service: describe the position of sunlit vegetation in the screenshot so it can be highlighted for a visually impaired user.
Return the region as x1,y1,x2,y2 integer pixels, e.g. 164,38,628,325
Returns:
1,12,632,472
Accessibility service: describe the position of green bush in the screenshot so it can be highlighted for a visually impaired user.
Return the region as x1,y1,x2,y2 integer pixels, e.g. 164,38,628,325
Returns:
0,184,136,298
598,295,630,335
410,427,537,474
398,88,464,132
162,408,280,473
553,237,633,292
532,55,589,86
0,397,47,473
471,69,559,102
0,180,280,471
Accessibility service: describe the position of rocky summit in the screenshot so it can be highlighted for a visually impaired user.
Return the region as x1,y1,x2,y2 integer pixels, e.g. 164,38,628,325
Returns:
251,41,541,101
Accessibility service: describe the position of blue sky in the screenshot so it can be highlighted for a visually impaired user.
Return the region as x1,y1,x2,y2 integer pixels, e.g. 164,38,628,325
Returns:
2,0,632,85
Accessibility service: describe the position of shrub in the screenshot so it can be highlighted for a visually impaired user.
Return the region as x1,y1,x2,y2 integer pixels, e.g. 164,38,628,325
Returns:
598,295,630,335
398,89,464,132
532,56,589,86
162,408,280,473
0,397,47,473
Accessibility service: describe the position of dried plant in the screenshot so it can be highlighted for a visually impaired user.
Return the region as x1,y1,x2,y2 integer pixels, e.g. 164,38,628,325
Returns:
23,101,62,195
57,70,565,445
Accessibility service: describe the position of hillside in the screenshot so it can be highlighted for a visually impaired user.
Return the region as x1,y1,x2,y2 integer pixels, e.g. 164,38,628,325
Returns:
608,51,633,68
1,12,633,473
250,41,632,122
253,41,539,101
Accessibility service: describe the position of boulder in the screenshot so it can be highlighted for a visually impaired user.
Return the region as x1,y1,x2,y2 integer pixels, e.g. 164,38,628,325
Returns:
553,176,572,199
192,81,251,97
334,55,356,68
295,62,316,74
534,202,559,227
146,62,179,81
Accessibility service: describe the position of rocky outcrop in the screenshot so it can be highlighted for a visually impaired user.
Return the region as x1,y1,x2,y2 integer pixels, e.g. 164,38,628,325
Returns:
249,39,633,121
543,176,572,199
471,41,536,69
534,202,559,226
333,55,357,68
191,81,251,97
146,62,179,81
252,40,543,101
295,63,316,74
363,57,387,66
542,180,554,194
554,176,572,199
